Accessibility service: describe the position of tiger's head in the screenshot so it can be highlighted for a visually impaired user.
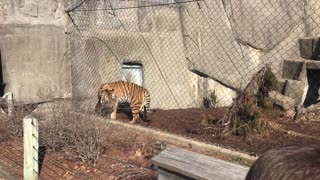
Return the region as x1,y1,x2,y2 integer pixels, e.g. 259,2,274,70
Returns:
95,83,117,117
97,84,117,109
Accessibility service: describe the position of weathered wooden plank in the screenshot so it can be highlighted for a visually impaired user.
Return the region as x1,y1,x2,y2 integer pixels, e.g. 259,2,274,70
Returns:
158,167,193,180
152,146,249,180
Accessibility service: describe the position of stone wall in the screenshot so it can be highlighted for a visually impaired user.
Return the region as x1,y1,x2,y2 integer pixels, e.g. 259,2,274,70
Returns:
0,0,74,27
2,0,318,108
69,6,208,110
182,0,320,91
0,25,71,103
0,0,73,103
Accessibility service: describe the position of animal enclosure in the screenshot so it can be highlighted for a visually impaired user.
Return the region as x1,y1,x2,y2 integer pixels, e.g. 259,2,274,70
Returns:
63,1,320,159
66,0,320,120
1,0,320,179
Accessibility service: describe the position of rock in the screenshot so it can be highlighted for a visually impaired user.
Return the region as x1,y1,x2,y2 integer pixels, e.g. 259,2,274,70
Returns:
283,79,308,106
284,109,296,120
296,102,320,121
299,37,320,60
282,60,307,81
269,91,296,111
152,141,167,156
305,102,320,113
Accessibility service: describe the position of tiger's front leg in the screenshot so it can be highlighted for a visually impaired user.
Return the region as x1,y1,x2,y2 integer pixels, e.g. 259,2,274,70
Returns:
111,101,118,120
111,111,117,120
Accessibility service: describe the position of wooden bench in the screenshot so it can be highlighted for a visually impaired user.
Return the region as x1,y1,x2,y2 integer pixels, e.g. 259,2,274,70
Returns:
152,146,250,180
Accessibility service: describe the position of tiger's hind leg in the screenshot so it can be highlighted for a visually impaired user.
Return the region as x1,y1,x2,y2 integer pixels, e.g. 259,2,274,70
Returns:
130,103,141,124
130,113,139,124
142,106,148,121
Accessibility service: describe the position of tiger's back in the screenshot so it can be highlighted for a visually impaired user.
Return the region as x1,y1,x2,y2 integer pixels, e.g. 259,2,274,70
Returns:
98,81,151,123
110,81,150,112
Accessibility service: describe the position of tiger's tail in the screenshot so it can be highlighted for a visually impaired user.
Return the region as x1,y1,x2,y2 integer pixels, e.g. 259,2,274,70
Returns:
142,90,151,121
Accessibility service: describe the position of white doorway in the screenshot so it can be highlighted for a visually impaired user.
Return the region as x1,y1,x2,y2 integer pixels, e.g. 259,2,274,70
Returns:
121,63,143,86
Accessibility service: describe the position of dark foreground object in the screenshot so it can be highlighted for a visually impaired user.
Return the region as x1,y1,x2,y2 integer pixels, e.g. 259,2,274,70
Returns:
246,145,320,180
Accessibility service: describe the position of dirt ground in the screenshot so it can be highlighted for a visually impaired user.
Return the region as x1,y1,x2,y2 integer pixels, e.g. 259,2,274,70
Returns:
1,102,320,179
0,133,158,179
115,107,320,156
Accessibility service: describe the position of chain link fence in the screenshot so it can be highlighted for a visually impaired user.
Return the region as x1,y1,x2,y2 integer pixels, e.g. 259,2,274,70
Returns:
65,0,320,121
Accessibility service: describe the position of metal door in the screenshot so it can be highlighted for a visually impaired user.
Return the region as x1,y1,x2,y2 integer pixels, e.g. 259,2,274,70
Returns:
121,64,143,86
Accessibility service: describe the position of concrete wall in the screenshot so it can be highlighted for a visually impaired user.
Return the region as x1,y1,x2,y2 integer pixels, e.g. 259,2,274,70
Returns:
3,0,318,109
70,7,208,110
0,25,71,103
0,0,73,27
0,0,73,103
0,0,233,108
68,1,239,110
182,0,320,91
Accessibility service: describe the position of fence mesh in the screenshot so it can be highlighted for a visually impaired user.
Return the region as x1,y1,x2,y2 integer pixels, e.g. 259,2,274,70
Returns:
66,0,320,122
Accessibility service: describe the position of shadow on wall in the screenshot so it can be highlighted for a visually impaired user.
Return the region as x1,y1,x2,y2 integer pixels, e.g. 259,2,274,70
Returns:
303,69,320,106
0,50,6,96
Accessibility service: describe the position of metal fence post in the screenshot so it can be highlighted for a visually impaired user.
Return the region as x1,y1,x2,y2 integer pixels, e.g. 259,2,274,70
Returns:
2,92,14,116
23,115,39,180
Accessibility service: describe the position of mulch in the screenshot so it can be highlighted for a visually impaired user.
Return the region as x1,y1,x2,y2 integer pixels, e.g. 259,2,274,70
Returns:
115,107,320,156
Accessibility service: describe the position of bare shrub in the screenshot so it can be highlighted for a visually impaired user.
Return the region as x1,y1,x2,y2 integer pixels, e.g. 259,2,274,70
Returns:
66,117,110,166
0,115,11,141
9,105,34,137
219,65,276,137
235,103,270,138
38,101,111,166
111,163,156,180
6,116,23,138
0,102,37,139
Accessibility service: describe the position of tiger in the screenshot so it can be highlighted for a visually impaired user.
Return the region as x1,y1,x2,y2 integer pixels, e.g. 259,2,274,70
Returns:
96,81,151,124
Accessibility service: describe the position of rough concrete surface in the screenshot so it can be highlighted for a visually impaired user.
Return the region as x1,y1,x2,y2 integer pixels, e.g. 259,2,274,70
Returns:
1,0,320,108
0,24,72,103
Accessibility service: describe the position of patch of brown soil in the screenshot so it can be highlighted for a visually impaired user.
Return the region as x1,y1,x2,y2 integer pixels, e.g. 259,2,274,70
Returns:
115,107,320,156
0,134,157,180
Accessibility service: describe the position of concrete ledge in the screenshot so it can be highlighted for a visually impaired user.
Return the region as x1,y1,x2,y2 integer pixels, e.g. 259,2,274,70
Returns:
103,118,257,161
33,107,257,163
284,58,320,71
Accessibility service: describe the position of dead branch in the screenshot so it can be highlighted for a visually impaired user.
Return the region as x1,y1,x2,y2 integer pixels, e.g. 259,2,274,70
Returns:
268,121,320,141
218,64,276,135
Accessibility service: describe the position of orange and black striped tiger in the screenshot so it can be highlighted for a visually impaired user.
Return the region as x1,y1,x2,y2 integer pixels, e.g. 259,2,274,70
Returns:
96,81,151,124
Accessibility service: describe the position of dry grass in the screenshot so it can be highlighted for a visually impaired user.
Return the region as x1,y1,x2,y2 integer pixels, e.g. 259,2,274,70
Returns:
34,99,157,168
36,101,111,166
0,102,37,141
